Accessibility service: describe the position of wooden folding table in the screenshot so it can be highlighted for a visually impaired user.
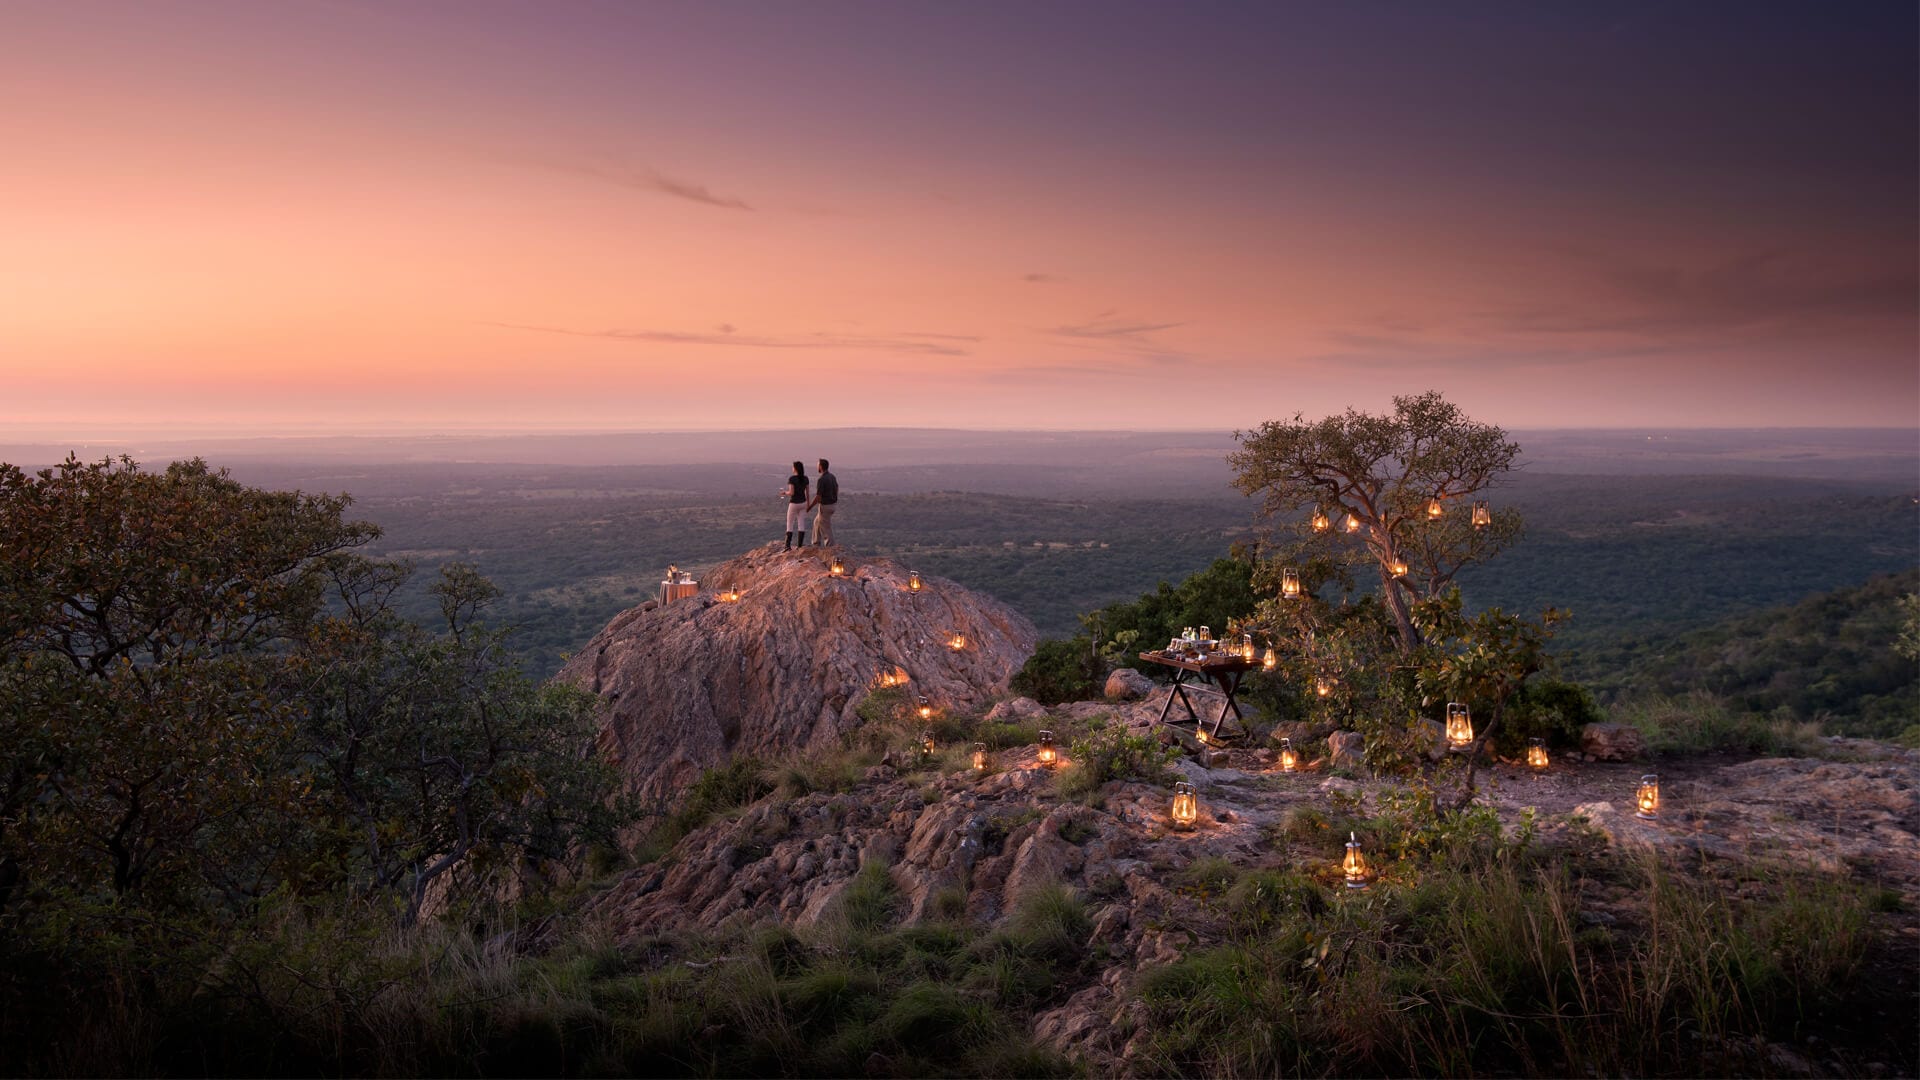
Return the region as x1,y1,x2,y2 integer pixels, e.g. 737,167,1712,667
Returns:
1140,650,1258,743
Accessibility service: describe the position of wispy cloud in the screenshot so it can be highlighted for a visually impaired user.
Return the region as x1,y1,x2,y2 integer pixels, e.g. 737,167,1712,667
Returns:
1023,273,1064,284
523,154,752,210
489,322,972,356
1048,311,1187,340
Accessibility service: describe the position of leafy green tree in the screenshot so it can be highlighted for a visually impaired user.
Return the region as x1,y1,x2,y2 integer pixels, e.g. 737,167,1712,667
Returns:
1229,391,1522,651
1414,594,1564,807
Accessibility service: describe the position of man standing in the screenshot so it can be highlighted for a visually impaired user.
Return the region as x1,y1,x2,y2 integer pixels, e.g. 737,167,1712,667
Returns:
808,458,838,546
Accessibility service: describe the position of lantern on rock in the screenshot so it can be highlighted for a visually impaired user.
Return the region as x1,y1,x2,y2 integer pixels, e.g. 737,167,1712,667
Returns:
1342,832,1370,889
829,555,847,577
1170,782,1198,830
947,632,967,651
719,586,742,603
1426,497,1444,520
1278,737,1298,773
920,730,936,758
1036,730,1058,768
1281,568,1302,599
1636,774,1660,819
1445,703,1473,748
916,697,934,721
908,570,922,592
1472,501,1491,529
972,742,988,773
1311,509,1330,533
1527,738,1549,770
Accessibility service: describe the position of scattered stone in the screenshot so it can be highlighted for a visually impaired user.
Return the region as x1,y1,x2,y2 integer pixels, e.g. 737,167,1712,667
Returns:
1581,722,1647,762
1328,730,1366,769
987,696,1049,722
1105,668,1155,701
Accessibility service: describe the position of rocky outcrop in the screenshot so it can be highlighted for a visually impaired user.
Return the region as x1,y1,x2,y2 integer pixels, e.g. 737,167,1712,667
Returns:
556,545,1037,804
1105,668,1154,701
1582,722,1648,761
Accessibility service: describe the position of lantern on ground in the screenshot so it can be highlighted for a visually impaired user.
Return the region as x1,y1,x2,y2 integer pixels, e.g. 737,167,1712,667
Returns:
1311,509,1330,533
948,632,967,651
920,730,936,758
908,570,922,592
1527,738,1549,770
1635,774,1660,819
1278,738,1298,773
1343,512,1361,534
1281,568,1301,599
1426,497,1444,520
829,555,847,577
1342,832,1370,889
1036,730,1057,768
719,587,742,602
1472,501,1491,529
916,697,933,721
1170,782,1198,830
1389,558,1409,578
1262,646,1278,671
1445,703,1473,748
972,741,988,772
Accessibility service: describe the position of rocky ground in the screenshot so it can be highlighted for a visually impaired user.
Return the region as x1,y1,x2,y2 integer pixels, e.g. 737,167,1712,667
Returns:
570,682,1920,1075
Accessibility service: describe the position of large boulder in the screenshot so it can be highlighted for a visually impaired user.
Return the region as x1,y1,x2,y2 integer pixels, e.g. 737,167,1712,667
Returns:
1105,668,1155,701
1582,722,1648,762
556,545,1037,805
1328,730,1366,770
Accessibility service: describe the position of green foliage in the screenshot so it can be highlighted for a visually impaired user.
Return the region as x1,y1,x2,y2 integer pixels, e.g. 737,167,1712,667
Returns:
1614,692,1823,757
1057,719,1178,800
1009,636,1105,704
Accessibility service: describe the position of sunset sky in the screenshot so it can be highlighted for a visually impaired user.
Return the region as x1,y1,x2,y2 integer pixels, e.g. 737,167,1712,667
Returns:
3,2,1914,435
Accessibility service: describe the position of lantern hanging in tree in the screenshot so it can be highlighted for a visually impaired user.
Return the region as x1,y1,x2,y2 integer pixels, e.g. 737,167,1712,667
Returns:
1343,832,1370,889
1311,508,1330,533
916,697,934,721
1262,646,1278,671
1343,512,1361,534
1170,781,1198,829
1427,497,1444,519
1315,673,1334,697
1445,702,1473,748
1389,558,1409,578
1281,568,1302,599
1278,737,1298,773
908,570,922,592
1636,774,1660,819
1036,729,1058,768
1527,738,1548,770
972,741,988,772
1472,501,1491,528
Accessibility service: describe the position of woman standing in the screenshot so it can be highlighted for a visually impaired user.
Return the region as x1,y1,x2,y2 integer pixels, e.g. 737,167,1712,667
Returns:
782,460,810,551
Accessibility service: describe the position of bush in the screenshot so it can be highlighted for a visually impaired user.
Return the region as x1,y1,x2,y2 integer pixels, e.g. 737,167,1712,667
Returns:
1057,721,1178,800
1616,692,1823,756
1010,637,1104,704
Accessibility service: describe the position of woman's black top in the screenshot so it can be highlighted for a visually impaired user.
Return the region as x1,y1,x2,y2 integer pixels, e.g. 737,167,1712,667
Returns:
788,474,810,503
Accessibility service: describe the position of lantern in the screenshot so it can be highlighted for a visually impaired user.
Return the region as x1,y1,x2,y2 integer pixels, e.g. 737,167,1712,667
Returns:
1281,568,1301,599
1445,703,1472,748
916,697,933,721
1472,500,1491,529
719,587,742,602
1426,497,1444,520
1389,558,1409,578
1342,832,1369,889
1527,738,1548,770
908,570,922,592
972,741,988,772
1036,730,1057,768
1343,512,1361,534
1311,509,1330,533
920,730,936,758
1315,673,1333,698
1635,774,1660,819
829,555,847,577
1170,782,1198,830
1278,737,1298,773
948,632,967,651
1262,646,1278,671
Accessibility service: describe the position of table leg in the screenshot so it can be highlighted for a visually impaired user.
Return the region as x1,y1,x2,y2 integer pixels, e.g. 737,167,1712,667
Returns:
1155,669,1185,727
1204,670,1247,742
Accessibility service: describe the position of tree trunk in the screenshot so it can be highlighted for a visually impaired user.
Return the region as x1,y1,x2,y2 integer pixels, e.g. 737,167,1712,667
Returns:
1381,567,1420,653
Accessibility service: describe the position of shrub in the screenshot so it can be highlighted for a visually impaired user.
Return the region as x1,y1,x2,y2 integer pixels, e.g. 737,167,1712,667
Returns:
1010,637,1104,704
1616,692,1823,756
1057,721,1178,800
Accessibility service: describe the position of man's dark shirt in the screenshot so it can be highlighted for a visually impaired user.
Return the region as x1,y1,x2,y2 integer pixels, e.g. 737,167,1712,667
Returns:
816,471,838,505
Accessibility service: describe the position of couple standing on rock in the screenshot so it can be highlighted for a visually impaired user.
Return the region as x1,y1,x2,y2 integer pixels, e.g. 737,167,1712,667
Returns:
782,458,839,551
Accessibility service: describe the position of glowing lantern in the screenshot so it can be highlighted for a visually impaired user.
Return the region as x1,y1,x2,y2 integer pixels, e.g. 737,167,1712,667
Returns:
1635,774,1660,819
1427,497,1444,520
1278,738,1298,773
1311,509,1330,533
1527,738,1549,770
1342,832,1369,889
916,697,933,721
1036,730,1057,768
1343,512,1361,534
1445,703,1473,748
972,741,988,772
908,570,922,592
1262,646,1278,671
718,587,742,602
948,632,967,651
1170,781,1198,830
1315,673,1334,698
1281,568,1301,599
1472,501,1491,529
920,730,936,758
1390,558,1409,578
1241,633,1255,661
829,555,847,577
